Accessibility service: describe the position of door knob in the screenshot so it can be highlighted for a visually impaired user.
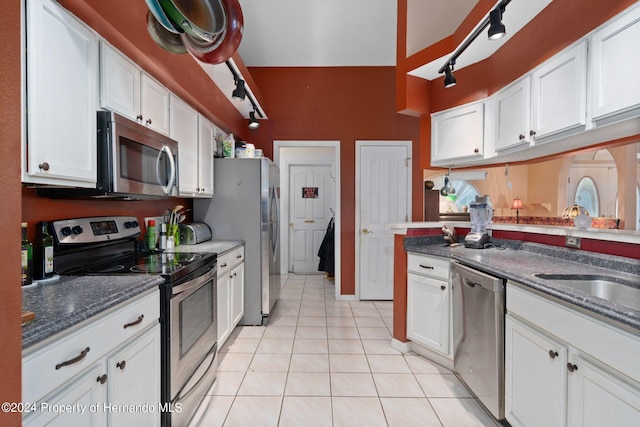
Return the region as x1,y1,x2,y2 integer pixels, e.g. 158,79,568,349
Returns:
362,228,372,234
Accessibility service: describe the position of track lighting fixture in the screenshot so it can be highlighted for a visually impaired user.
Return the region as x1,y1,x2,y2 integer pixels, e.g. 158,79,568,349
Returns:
444,65,457,88
438,0,511,88
232,79,246,100
488,7,506,40
248,110,260,129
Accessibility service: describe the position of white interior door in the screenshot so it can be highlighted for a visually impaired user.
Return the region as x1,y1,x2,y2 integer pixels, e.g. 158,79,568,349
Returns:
289,165,335,273
358,142,411,300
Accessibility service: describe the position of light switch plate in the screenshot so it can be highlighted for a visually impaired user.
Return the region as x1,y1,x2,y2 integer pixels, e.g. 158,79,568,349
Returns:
565,236,581,249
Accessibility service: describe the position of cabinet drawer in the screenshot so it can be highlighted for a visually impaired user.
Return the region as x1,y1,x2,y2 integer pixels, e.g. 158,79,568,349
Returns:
218,246,244,276
507,282,640,384
23,290,159,404
407,253,449,280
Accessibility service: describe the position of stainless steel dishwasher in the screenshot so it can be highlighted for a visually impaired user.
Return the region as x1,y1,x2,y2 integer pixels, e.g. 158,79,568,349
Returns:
451,262,506,421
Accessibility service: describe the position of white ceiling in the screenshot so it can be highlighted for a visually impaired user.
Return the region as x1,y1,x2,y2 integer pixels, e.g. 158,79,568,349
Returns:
236,0,552,77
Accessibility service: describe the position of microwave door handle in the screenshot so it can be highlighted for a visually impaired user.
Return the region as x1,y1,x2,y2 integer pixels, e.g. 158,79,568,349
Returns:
156,146,176,195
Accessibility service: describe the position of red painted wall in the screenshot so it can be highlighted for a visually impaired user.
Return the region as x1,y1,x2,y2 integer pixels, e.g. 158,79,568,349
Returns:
0,0,24,422
247,67,421,294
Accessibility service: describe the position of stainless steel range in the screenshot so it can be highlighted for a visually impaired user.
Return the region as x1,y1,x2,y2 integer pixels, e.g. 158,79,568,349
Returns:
52,216,218,427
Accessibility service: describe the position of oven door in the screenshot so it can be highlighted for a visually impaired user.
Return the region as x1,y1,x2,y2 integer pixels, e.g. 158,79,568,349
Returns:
102,111,179,197
170,265,217,398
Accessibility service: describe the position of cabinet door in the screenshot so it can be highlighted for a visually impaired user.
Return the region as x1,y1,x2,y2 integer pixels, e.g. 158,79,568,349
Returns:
141,74,170,135
568,354,640,427
107,324,161,427
170,95,199,196
231,262,245,326
505,315,567,427
99,42,141,121
431,101,484,165
197,115,216,197
532,41,587,139
406,273,450,355
23,365,107,427
590,3,640,122
217,274,231,348
25,0,98,187
495,76,531,152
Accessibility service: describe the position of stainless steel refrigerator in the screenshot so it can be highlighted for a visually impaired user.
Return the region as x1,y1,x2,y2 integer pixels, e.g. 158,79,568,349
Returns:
194,157,281,325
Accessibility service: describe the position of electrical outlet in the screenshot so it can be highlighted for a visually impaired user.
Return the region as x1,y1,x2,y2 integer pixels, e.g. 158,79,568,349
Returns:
565,235,581,249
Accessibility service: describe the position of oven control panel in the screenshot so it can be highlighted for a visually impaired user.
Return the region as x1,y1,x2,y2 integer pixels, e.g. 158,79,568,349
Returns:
52,216,141,245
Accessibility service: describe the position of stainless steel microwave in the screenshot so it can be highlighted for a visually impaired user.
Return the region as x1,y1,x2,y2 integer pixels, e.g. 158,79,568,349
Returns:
38,111,178,199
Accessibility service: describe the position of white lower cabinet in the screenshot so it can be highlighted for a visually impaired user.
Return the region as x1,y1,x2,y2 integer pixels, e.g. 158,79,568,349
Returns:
406,253,452,358
505,315,567,427
217,246,245,348
22,290,160,427
106,325,161,426
506,282,640,427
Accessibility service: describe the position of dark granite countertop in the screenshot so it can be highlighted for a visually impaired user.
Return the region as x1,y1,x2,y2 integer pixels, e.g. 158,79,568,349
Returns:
166,239,244,256
22,275,165,351
22,240,243,351
405,236,640,332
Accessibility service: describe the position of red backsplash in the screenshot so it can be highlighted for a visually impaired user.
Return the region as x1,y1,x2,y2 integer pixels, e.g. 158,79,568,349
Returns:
21,188,193,241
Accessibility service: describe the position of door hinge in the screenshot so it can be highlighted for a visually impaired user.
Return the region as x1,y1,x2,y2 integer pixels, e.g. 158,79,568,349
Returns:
406,157,412,167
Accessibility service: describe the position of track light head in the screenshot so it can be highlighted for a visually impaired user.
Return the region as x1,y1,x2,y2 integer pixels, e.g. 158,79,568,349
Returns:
488,8,506,40
444,66,457,88
232,79,246,100
248,110,260,129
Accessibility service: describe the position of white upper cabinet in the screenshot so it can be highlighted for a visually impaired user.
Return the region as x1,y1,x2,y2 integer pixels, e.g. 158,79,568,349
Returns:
24,0,98,187
590,3,640,123
495,76,532,152
100,41,170,136
100,42,141,121
197,115,216,197
141,74,171,135
532,41,588,140
431,100,487,165
170,95,199,195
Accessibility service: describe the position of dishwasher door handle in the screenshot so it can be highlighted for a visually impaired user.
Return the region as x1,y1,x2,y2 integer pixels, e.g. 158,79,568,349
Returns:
462,278,481,288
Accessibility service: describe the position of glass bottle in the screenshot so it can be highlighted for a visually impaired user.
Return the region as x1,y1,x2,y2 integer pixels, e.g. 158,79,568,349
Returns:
21,222,33,286
34,221,54,280
147,220,157,250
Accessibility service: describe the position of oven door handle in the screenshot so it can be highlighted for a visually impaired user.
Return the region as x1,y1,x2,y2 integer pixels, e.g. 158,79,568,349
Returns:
156,145,176,195
172,266,216,296
174,343,217,402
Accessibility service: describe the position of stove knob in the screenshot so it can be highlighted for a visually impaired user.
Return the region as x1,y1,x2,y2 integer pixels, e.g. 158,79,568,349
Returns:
72,226,83,235
131,221,139,228
124,221,132,229
61,226,72,236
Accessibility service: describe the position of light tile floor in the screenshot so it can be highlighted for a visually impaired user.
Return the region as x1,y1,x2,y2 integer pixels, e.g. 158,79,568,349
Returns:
191,274,500,427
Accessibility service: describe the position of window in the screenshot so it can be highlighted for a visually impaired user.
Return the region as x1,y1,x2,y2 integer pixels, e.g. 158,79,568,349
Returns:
574,177,600,217
429,175,481,212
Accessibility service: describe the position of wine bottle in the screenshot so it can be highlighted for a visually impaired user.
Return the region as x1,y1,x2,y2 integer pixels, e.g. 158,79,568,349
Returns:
21,222,33,286
34,221,54,280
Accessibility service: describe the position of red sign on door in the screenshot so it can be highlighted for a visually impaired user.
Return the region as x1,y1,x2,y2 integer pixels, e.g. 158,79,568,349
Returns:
302,187,319,199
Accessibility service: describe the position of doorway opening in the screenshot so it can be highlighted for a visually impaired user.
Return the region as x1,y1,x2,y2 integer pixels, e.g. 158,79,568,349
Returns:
274,141,342,299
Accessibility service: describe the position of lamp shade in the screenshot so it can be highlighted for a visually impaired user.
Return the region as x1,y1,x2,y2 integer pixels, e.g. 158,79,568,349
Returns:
511,197,523,210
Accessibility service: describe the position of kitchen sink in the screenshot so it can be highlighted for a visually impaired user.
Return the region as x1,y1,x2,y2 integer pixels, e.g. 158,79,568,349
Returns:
534,274,640,310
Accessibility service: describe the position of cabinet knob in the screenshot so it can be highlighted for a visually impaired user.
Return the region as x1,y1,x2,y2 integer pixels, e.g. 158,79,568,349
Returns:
96,374,108,384
116,360,126,370
38,162,50,171
440,285,446,291
519,134,525,140
146,118,153,125
136,114,143,121
567,363,578,372
529,130,536,137
473,148,479,154
548,350,558,359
